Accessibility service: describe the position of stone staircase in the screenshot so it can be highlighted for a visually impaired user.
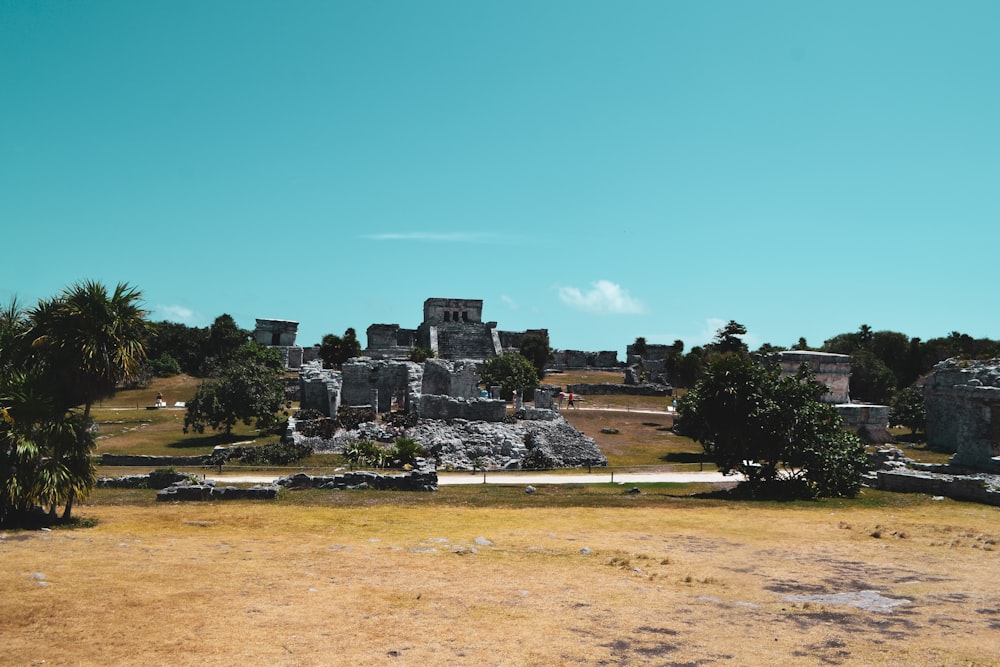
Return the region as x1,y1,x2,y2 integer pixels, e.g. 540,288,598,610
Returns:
434,323,498,360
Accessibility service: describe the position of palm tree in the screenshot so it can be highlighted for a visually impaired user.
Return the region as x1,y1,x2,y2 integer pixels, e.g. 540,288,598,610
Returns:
27,280,152,519
30,280,152,419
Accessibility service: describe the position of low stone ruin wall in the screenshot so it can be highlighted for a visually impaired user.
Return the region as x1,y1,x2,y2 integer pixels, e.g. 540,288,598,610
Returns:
566,382,672,397
98,471,196,489
416,395,506,422
156,482,280,501
102,453,211,467
278,466,437,491
872,469,1000,506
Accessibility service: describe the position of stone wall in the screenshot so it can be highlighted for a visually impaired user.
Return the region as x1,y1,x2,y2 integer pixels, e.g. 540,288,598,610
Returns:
835,403,893,444
872,469,1000,506
416,395,506,421
924,358,1000,468
552,350,620,369
421,358,481,398
102,453,211,467
341,358,421,413
278,461,437,491
157,482,279,501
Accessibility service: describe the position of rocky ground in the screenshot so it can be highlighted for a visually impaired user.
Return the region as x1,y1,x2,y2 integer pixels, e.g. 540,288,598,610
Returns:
297,413,607,470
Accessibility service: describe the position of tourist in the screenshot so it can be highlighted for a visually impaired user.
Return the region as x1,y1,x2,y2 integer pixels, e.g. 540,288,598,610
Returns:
568,392,575,408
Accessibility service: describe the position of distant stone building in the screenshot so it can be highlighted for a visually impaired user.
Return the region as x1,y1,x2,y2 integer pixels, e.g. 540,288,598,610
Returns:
772,350,891,443
254,318,319,370
364,298,546,362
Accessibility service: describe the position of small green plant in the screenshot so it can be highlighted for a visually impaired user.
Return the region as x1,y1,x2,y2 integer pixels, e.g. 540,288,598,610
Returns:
343,439,392,468
392,437,425,466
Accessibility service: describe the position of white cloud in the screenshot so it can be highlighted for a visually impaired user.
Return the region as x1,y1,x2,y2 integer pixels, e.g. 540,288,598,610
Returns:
500,294,518,310
154,304,199,325
363,232,500,243
556,280,646,315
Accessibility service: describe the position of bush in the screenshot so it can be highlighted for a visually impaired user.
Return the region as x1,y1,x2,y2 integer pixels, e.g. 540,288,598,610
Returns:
393,437,425,466
147,354,182,377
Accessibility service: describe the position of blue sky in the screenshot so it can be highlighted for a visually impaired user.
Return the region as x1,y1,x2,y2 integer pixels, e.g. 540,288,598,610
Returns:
3,1,998,356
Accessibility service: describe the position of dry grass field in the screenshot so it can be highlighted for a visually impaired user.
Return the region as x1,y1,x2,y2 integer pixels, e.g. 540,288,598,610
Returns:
3,488,999,666
5,372,998,665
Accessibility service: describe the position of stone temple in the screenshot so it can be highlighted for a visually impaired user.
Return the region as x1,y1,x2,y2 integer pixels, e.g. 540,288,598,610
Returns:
365,298,547,361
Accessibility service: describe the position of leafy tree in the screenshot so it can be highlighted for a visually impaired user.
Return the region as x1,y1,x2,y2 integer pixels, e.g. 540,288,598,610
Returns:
478,351,539,400
848,349,896,404
890,386,926,435
201,314,249,375
147,353,182,377
184,343,285,436
518,331,552,379
29,280,153,419
632,336,648,356
711,320,748,355
145,320,209,376
677,354,868,498
319,327,362,369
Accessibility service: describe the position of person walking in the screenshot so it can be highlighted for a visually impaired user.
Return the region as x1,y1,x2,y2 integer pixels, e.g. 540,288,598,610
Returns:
567,392,575,409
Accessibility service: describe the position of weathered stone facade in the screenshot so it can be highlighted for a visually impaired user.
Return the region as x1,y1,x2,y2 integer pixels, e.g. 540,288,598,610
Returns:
298,360,342,417
773,351,851,403
924,358,1000,470
552,349,620,370
254,318,299,346
364,298,544,362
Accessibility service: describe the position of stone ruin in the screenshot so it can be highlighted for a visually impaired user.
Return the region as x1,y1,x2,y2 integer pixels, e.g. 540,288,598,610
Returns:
773,350,891,444
293,354,606,471
364,298,546,362
924,358,1000,472
254,318,320,370
625,343,673,386
551,349,620,370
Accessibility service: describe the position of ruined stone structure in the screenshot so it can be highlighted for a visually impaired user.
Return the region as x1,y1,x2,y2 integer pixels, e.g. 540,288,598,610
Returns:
254,318,319,370
298,357,506,423
924,358,1000,471
772,350,890,443
364,298,544,362
773,351,851,403
254,318,299,347
552,349,620,370
624,343,671,386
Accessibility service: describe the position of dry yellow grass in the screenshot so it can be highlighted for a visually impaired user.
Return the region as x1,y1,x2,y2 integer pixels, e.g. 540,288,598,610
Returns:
2,491,999,666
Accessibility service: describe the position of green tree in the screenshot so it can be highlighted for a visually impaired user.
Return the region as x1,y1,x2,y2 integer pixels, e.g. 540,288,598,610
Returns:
890,386,926,435
319,327,362,369
711,320,748,355
184,343,285,436
478,351,539,400
145,320,209,376
29,281,153,419
518,331,552,379
677,354,867,498
201,314,249,375
26,281,151,519
632,336,648,356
